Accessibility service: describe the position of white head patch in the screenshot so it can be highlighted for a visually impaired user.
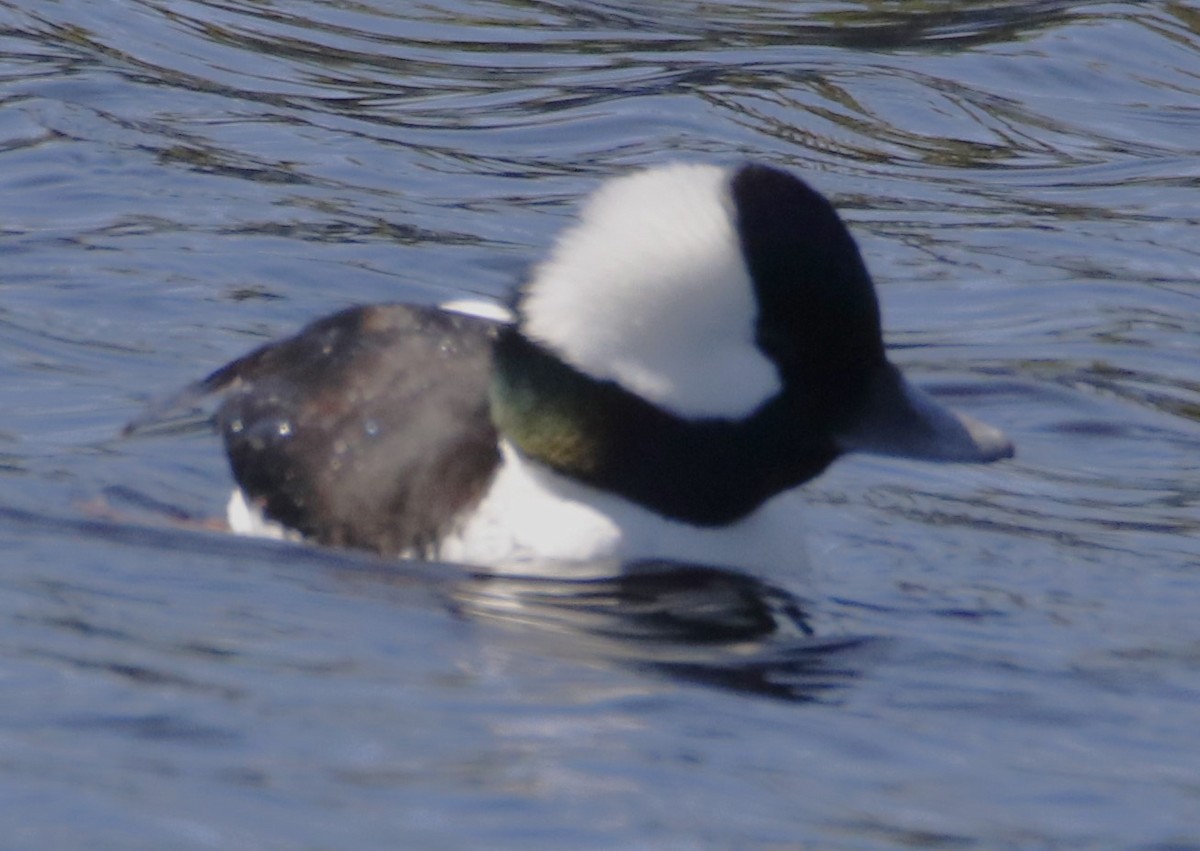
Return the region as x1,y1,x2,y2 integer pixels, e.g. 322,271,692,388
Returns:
519,163,782,420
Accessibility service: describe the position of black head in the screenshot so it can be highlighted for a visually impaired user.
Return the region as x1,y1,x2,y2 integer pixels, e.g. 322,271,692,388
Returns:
492,162,1012,526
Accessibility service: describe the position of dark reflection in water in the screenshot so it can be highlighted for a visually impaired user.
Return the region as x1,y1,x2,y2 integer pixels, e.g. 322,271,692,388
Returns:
15,493,868,704
454,561,869,703
554,0,1081,49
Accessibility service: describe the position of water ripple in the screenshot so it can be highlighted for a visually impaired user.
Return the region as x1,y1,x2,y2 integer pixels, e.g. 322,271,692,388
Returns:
2,1,1200,847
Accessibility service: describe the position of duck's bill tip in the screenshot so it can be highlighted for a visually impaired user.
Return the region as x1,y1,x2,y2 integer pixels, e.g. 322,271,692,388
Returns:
947,409,1015,463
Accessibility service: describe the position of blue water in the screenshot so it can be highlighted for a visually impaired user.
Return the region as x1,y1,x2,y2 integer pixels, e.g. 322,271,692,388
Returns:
1,1,1199,847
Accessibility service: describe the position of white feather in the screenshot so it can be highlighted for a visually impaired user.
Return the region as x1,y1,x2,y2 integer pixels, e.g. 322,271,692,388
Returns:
438,297,514,323
226,488,299,542
437,442,811,577
520,163,781,420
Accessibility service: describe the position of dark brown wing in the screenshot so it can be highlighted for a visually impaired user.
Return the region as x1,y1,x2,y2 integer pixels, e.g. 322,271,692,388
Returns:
203,304,501,556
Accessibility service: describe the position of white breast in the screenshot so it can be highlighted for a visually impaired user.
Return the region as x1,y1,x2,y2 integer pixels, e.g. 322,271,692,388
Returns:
437,442,812,578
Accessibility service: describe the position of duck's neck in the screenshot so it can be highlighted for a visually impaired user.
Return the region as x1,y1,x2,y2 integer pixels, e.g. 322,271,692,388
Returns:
488,327,839,527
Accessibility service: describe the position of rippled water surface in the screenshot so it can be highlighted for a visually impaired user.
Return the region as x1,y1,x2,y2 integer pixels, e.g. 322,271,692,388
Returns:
2,1,1199,848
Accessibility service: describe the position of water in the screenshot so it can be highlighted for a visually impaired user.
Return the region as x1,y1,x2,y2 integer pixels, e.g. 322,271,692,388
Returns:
1,0,1199,847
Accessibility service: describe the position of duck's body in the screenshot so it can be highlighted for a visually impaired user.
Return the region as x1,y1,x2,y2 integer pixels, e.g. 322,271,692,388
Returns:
197,162,1012,573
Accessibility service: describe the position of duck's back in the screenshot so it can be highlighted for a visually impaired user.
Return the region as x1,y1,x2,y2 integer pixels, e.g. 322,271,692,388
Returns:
207,304,501,556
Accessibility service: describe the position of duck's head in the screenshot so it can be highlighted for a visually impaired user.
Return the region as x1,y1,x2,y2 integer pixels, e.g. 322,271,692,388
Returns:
490,162,1012,525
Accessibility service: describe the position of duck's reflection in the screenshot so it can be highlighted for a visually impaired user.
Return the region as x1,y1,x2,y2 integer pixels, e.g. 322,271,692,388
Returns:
451,561,869,703
79,485,870,703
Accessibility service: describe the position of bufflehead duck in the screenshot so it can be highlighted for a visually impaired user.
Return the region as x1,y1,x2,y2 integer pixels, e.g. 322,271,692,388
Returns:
189,163,1012,572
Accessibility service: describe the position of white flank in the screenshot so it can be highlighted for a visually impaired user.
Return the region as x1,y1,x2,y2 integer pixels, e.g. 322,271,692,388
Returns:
437,442,811,577
226,488,300,542
520,163,782,420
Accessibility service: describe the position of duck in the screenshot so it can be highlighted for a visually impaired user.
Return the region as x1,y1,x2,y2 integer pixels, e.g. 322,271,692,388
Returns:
189,162,1012,574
